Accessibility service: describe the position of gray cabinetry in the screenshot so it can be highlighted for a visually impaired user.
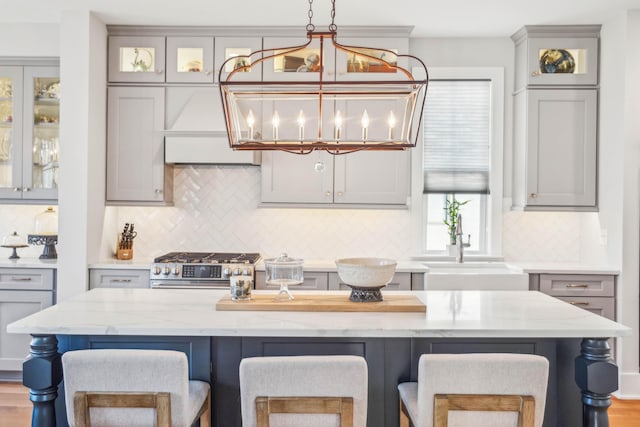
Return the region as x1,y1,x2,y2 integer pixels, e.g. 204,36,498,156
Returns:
511,25,600,211
0,268,55,375
89,268,150,289
255,271,328,291
328,271,411,291
0,64,60,202
261,150,410,206
106,86,173,205
108,36,166,83
530,273,615,320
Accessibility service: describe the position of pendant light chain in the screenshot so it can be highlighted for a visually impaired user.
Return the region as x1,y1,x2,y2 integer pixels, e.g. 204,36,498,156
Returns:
306,0,315,32
329,0,337,32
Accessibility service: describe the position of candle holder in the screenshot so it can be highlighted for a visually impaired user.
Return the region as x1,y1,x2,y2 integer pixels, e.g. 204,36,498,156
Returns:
27,234,58,259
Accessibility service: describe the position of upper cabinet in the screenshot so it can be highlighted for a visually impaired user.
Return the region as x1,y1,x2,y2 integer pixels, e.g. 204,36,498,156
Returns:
261,150,410,206
215,37,263,82
0,64,59,202
108,36,166,83
512,26,599,88
166,36,214,83
511,25,600,211
334,37,409,81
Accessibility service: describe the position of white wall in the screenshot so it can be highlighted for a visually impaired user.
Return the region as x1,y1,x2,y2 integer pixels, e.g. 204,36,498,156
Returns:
57,11,107,302
600,10,640,397
0,23,59,57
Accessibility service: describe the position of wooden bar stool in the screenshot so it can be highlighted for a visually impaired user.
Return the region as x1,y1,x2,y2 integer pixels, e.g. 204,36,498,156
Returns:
239,355,368,427
398,353,549,427
62,349,210,427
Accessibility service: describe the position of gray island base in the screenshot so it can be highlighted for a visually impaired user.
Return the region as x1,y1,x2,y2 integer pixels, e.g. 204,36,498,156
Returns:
8,289,631,427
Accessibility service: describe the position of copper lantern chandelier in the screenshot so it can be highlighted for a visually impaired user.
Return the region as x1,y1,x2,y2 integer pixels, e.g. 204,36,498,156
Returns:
219,0,428,154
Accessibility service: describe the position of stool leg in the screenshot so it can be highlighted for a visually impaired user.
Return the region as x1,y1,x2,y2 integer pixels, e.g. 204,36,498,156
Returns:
399,396,410,427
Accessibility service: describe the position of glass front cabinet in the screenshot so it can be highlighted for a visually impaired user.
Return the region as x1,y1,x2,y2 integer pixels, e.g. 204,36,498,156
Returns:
0,65,59,201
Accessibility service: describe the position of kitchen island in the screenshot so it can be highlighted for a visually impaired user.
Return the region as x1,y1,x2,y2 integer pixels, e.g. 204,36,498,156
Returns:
8,288,631,427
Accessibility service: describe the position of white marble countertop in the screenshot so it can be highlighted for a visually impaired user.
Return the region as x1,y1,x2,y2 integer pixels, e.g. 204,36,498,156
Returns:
0,257,58,269
8,288,631,339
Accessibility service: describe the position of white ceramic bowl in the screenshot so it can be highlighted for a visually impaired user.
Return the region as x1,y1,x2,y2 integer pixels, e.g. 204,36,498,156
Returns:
335,258,397,288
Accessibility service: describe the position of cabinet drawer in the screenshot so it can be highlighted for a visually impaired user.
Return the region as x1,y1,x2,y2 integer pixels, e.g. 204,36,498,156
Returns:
556,296,614,320
255,272,328,291
539,274,614,297
89,269,150,289
0,268,55,290
328,272,411,291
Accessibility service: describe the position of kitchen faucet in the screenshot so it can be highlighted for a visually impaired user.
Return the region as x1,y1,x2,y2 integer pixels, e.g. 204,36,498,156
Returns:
455,214,471,263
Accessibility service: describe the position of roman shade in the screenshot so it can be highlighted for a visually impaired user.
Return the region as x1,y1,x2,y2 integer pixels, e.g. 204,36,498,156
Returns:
423,80,491,194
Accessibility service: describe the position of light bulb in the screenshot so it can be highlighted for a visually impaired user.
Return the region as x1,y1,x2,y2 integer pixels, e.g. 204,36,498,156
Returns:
334,110,343,140
297,110,305,140
247,110,255,140
387,111,396,140
272,111,280,140
361,110,369,141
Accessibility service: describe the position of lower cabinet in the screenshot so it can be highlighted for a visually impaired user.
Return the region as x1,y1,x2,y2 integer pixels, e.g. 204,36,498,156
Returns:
89,268,150,289
255,270,421,291
0,268,55,376
530,273,615,320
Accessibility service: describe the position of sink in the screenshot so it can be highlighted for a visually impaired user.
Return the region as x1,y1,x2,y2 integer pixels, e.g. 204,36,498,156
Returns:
423,262,529,290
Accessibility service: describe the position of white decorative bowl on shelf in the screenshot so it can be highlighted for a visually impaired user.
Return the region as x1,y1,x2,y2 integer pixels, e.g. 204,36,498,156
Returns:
335,257,397,302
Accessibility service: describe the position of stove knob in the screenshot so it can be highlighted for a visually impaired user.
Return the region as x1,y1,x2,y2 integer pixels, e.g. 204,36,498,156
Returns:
223,267,232,279
243,268,251,276
172,267,180,276
153,266,161,275
233,268,241,276
163,266,171,275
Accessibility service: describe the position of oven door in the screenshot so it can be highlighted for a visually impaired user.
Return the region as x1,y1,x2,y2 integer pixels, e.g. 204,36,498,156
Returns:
150,280,230,289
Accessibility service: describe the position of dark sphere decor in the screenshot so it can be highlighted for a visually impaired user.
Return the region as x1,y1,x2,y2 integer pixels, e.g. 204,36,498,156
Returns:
539,49,576,74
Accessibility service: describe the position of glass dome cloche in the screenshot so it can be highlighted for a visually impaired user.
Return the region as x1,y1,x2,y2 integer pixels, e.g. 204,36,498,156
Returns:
28,206,58,259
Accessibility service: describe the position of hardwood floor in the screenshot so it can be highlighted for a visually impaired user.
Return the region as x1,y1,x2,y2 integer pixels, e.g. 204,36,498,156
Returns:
1,381,639,426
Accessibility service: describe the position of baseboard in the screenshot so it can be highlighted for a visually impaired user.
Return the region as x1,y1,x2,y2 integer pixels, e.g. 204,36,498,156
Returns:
617,373,640,398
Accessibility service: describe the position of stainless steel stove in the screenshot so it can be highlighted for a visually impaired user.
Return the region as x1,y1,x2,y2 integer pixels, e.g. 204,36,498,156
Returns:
150,252,260,289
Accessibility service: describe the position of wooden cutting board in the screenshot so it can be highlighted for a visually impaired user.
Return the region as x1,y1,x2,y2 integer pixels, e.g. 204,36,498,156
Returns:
216,293,426,313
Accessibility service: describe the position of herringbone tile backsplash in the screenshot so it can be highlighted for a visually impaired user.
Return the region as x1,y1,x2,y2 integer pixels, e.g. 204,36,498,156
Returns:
0,165,596,262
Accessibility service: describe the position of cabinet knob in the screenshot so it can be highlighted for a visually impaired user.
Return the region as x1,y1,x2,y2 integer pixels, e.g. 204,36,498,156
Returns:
156,69,164,74
325,191,332,197
531,70,540,77
155,189,163,194
13,187,20,192
530,193,537,199
23,187,30,192
337,191,343,197
204,69,212,76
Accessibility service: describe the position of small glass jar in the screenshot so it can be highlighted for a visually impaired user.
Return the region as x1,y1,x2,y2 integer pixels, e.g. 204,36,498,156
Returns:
264,253,304,300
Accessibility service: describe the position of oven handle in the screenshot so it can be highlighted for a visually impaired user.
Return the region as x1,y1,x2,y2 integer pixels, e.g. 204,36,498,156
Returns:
150,280,230,289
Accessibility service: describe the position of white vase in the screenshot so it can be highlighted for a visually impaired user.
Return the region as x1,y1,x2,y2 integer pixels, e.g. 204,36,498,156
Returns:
446,244,458,257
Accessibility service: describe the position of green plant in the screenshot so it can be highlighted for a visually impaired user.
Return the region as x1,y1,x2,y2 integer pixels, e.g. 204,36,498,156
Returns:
444,195,469,245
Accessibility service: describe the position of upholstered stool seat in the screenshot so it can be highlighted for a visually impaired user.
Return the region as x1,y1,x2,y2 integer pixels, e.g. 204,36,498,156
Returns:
398,353,549,427
239,355,368,427
62,349,210,427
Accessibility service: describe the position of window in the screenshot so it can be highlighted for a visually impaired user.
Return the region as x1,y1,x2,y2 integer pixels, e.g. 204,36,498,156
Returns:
421,68,504,255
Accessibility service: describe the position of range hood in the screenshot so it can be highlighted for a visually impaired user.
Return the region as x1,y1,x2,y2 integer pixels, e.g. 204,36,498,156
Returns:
164,87,260,165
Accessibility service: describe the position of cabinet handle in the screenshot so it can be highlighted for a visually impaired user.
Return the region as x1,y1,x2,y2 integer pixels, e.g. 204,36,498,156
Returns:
23,187,31,192
569,301,590,306
111,279,132,283
155,189,163,194
566,284,589,288
12,277,33,281
530,193,537,199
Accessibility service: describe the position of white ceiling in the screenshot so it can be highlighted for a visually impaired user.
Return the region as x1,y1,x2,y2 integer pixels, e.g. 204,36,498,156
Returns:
1,0,639,37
